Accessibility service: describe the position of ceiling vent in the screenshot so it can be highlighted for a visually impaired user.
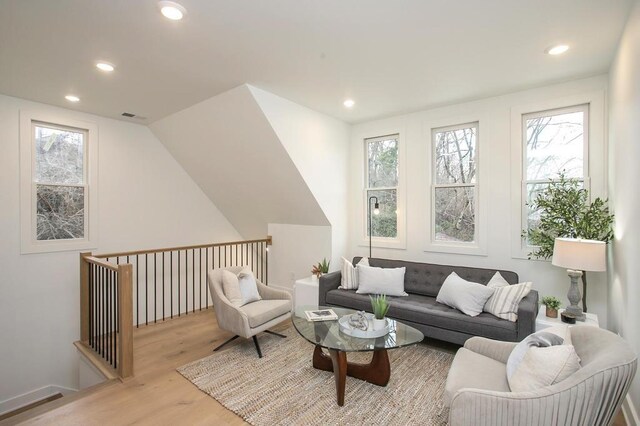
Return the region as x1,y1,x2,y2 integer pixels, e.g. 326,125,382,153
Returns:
122,112,136,117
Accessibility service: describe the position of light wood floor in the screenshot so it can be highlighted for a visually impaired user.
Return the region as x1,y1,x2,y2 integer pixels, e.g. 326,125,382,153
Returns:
2,309,628,425
5,309,250,426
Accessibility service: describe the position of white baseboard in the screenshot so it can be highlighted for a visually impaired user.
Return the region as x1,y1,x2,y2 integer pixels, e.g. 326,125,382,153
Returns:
623,393,639,426
0,384,77,417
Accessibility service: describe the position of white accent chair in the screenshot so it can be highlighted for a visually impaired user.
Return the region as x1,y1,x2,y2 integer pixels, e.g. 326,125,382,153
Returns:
444,326,637,425
208,266,292,358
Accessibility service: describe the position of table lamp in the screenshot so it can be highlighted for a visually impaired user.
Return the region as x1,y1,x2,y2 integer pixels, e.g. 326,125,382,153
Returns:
551,238,606,321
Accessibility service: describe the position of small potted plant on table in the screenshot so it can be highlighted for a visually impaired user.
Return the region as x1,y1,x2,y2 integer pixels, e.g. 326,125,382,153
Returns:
311,258,330,280
541,296,562,318
370,294,390,330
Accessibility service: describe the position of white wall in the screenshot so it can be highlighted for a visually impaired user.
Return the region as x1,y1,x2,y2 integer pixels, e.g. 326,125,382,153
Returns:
267,223,332,290
0,94,241,408
608,0,640,416
250,87,351,273
149,85,330,240
348,75,610,326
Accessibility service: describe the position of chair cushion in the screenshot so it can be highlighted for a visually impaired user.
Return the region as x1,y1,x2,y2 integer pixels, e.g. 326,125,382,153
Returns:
444,347,510,406
240,299,291,328
325,290,518,341
222,268,262,307
507,325,580,392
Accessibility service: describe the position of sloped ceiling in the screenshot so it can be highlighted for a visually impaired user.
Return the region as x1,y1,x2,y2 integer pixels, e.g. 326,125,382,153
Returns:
149,85,329,239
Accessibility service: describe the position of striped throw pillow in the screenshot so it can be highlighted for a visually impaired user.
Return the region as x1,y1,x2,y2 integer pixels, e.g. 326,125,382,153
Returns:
483,272,532,322
339,257,368,290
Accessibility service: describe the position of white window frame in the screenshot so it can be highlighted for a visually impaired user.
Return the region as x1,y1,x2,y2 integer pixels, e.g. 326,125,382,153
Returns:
424,114,488,256
430,121,480,246
356,126,406,250
510,91,605,259
20,110,99,254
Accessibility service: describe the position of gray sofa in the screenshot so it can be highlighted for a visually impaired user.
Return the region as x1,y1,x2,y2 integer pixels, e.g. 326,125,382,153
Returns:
319,257,538,345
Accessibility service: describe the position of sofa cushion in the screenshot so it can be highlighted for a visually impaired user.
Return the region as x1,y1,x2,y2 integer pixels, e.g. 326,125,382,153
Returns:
483,272,532,322
356,264,408,296
436,272,495,317
444,347,510,407
353,257,519,297
325,290,518,341
240,299,291,328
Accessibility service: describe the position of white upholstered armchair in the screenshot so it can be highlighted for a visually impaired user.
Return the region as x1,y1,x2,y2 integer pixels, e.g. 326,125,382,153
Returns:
208,266,292,358
445,326,637,426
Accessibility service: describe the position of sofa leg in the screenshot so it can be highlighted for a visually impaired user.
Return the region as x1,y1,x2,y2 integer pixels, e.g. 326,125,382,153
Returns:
253,335,263,358
213,335,239,352
264,330,287,338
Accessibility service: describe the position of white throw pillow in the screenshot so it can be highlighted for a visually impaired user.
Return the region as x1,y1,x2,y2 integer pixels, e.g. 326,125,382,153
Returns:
221,270,244,306
237,269,262,305
356,264,407,296
483,272,532,322
340,257,369,290
507,325,580,392
435,272,495,317
221,268,262,307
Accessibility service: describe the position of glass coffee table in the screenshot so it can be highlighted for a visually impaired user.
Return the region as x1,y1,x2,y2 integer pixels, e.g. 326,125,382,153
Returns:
292,305,424,406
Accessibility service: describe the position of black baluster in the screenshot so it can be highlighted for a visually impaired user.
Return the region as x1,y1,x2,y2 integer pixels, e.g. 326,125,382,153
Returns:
145,253,148,326
154,253,157,323
115,269,118,369
170,251,174,319
162,252,165,321
192,249,195,314
106,268,110,362
135,255,139,328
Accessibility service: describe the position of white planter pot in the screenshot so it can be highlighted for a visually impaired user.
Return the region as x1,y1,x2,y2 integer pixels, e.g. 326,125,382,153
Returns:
372,318,386,331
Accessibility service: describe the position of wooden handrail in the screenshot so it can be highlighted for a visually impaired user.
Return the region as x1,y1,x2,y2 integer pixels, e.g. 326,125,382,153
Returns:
84,256,119,271
80,252,134,379
94,236,272,259
78,236,271,379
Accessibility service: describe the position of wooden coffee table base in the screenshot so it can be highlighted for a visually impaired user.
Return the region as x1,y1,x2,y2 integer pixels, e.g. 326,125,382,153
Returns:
312,345,390,406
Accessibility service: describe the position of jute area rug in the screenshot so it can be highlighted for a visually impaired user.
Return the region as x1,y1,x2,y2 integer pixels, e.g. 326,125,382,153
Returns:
177,326,454,425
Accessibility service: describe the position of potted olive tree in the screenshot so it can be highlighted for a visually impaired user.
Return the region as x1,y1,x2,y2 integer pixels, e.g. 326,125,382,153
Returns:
524,173,614,312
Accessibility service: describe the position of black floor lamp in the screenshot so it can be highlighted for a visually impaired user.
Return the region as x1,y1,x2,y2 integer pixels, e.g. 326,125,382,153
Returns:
368,196,380,258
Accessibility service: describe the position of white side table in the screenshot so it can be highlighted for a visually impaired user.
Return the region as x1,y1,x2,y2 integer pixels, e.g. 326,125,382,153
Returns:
294,276,320,309
535,305,599,331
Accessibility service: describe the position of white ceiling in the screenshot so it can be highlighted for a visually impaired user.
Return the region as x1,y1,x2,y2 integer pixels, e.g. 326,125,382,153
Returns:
0,0,633,124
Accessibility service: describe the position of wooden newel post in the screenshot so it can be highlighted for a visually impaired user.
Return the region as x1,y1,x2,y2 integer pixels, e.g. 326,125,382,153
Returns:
118,263,134,378
80,252,92,342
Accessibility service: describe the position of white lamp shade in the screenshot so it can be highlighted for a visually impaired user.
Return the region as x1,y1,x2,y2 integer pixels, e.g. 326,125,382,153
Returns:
552,238,606,271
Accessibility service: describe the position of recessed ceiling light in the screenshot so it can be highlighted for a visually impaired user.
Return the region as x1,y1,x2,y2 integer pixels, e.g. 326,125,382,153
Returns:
96,62,115,72
343,99,355,108
65,95,80,102
546,44,570,55
158,1,187,20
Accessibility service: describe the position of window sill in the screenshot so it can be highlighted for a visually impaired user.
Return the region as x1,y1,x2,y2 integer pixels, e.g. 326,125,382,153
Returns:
21,239,97,255
424,242,487,257
358,238,406,251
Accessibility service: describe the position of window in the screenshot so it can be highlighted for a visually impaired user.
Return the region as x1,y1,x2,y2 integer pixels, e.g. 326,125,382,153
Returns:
431,123,478,244
365,134,398,239
522,104,588,238
20,111,98,253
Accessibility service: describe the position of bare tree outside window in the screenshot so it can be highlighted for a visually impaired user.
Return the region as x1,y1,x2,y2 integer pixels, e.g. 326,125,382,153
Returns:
524,107,586,235
34,124,86,240
365,135,398,238
432,124,477,243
